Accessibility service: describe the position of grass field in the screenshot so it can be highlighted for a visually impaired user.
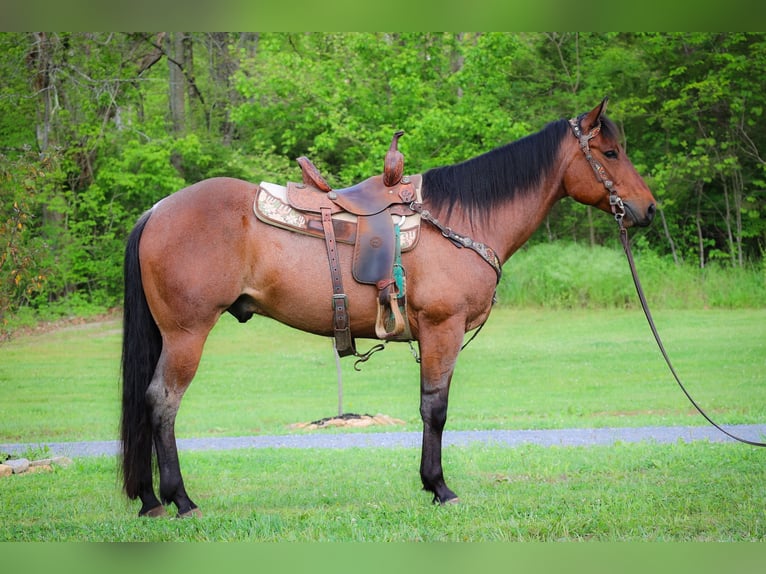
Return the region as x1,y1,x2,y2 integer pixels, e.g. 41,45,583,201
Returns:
1,441,765,542
1,307,765,541
1,307,764,443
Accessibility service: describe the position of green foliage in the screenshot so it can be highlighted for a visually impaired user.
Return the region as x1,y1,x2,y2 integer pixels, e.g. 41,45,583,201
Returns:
499,242,635,308
1,32,765,324
0,150,64,331
498,241,766,309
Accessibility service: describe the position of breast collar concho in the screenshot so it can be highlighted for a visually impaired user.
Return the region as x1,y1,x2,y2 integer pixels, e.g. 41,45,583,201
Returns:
568,116,626,228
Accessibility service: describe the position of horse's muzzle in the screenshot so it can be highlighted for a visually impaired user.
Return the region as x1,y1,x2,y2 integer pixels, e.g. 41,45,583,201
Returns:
625,201,655,228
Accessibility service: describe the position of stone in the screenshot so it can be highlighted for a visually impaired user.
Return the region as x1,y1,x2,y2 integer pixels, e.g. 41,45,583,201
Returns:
4,458,30,474
27,464,53,474
33,456,72,468
0,464,12,477
51,456,73,468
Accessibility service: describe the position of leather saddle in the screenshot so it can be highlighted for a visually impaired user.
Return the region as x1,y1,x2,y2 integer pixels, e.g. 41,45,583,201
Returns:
255,131,419,357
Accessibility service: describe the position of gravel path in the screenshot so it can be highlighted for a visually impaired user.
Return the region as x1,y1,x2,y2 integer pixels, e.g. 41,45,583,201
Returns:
2,424,765,458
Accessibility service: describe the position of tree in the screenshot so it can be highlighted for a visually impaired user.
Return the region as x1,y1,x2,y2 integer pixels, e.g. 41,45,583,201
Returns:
0,32,764,324
629,33,766,266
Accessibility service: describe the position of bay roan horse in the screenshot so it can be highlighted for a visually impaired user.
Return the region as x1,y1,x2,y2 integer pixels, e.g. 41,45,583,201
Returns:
120,99,656,517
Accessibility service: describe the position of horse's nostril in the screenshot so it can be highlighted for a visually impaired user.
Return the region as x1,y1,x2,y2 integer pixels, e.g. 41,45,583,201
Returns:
647,203,656,220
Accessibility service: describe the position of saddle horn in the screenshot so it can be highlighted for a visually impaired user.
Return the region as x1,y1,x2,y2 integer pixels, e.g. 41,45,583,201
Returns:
383,130,405,187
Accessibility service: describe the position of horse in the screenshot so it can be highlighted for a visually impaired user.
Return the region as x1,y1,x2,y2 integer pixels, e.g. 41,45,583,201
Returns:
120,99,656,517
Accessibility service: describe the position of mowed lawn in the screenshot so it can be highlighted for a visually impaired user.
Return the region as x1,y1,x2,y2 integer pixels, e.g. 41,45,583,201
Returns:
1,307,764,443
1,308,765,542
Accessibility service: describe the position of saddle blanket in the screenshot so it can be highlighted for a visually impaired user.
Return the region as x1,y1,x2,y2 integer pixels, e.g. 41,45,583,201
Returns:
254,181,421,251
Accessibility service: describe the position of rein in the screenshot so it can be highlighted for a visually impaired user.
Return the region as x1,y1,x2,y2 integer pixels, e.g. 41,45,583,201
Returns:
571,115,766,448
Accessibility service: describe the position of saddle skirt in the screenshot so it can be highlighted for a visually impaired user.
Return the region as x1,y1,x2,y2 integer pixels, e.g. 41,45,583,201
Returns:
254,178,422,255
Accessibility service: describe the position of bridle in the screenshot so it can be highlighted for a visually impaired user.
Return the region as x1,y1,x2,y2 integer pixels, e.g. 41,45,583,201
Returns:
569,114,766,448
568,116,627,226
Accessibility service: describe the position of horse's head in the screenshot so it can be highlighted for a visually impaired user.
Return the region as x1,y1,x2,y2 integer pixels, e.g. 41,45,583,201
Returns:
563,98,656,228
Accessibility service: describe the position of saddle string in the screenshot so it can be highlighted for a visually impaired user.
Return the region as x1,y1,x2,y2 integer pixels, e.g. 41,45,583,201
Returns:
571,114,766,448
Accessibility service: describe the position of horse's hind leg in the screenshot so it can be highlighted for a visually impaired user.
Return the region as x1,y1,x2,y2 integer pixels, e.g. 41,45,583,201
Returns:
136,457,166,517
145,330,209,517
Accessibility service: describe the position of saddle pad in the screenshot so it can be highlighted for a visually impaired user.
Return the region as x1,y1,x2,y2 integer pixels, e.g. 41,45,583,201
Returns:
254,182,421,252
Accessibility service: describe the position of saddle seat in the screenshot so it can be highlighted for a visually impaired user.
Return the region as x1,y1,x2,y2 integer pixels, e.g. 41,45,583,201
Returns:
288,171,417,216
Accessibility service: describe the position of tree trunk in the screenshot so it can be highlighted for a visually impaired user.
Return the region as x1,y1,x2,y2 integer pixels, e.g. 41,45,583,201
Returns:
167,32,186,177
168,32,186,135
586,205,596,247
209,32,252,144
30,32,55,154
732,168,744,267
721,178,736,266
451,33,466,99
183,33,195,131
696,183,705,269
659,207,680,265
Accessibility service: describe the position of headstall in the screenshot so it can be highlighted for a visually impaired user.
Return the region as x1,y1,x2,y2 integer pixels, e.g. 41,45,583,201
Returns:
568,116,626,228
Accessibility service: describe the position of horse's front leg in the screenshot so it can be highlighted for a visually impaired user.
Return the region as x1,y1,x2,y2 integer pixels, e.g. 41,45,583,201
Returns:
417,317,465,504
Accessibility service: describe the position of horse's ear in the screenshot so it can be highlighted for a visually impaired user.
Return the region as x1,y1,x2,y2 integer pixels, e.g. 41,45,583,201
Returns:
582,97,609,132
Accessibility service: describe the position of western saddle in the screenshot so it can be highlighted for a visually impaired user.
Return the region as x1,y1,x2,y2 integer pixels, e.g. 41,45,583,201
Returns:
258,131,419,358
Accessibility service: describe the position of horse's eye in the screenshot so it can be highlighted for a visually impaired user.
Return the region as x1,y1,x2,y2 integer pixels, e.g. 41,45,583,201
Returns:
604,150,619,159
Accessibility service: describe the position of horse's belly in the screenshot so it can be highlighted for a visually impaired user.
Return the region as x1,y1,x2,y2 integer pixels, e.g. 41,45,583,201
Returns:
245,223,382,338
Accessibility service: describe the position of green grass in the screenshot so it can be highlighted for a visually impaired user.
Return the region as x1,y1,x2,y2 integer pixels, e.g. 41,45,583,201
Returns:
0,307,765,443
1,307,765,541
498,242,766,309
1,442,764,541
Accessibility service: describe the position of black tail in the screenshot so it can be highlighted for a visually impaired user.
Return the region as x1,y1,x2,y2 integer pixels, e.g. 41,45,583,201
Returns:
120,210,162,500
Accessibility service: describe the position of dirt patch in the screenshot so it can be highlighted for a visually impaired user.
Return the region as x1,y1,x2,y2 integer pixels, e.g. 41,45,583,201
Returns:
289,412,406,430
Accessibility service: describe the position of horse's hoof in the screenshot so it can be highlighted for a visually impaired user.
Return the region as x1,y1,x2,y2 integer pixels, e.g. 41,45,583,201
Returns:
432,492,460,505
140,505,168,518
176,507,203,519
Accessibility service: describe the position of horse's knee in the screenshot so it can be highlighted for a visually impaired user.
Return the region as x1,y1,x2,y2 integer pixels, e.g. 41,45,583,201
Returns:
420,392,448,430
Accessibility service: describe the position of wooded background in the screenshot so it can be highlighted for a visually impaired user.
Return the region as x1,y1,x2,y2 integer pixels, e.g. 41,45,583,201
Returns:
1,32,764,324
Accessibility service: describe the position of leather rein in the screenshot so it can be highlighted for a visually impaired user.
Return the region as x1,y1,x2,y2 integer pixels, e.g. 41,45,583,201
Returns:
570,115,766,448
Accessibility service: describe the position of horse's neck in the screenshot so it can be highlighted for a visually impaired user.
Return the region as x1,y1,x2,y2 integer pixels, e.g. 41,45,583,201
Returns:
435,175,565,264
489,182,565,262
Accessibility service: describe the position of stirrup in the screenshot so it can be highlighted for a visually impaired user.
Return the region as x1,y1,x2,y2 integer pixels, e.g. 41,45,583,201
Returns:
375,298,406,339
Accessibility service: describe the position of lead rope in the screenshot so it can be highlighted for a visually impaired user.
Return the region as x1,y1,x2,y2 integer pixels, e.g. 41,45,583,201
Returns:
570,113,766,447
618,221,766,447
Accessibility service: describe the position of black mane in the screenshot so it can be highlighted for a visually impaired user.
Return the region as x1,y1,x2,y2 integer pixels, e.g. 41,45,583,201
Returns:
422,119,571,220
